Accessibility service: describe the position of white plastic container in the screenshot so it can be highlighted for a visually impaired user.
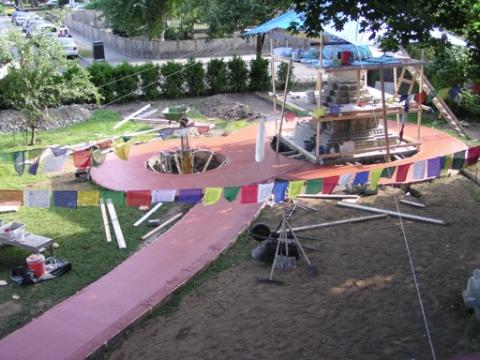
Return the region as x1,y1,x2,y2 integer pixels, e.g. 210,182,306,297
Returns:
0,222,26,242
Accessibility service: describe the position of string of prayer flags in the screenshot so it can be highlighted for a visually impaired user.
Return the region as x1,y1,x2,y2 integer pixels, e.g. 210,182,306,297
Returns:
395,164,411,183
427,157,442,178
257,182,274,203
441,155,453,172
24,190,51,208
352,171,369,185
178,188,203,204
203,187,223,206
241,184,258,204
305,179,323,194
28,158,40,176
322,176,339,194
27,148,44,160
412,160,426,181
42,148,68,174
92,150,106,167
13,151,25,176
73,149,92,169
77,191,100,207
99,190,125,207
53,191,77,209
151,189,176,203
339,173,352,187
0,190,23,206
466,146,480,166
452,150,466,170
272,180,288,203
114,142,131,161
381,167,396,179
369,169,383,190
224,186,240,202
288,180,304,199
126,190,151,207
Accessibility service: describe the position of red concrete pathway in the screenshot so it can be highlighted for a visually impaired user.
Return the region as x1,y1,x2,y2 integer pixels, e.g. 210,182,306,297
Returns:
0,200,261,360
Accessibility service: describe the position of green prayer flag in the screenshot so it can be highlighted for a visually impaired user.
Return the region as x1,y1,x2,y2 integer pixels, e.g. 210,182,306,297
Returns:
27,148,45,160
13,151,25,176
380,167,396,178
203,187,223,206
305,179,323,194
288,180,304,198
224,187,240,202
92,150,106,167
100,190,125,206
443,154,453,170
369,169,383,190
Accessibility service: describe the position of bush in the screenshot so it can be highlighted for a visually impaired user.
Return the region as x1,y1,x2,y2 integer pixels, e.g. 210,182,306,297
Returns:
88,62,116,103
276,62,295,90
206,58,227,94
184,58,205,97
249,57,270,91
160,61,184,99
227,56,248,92
112,62,139,103
138,63,160,100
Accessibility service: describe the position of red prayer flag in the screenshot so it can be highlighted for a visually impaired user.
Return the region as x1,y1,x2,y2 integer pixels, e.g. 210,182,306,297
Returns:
322,176,339,194
72,149,92,168
240,184,258,204
126,190,151,207
395,163,411,182
467,146,480,166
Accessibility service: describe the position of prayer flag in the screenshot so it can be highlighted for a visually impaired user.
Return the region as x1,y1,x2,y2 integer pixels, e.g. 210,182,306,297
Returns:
73,149,92,168
78,191,100,207
24,190,51,208
322,176,339,194
352,171,369,185
50,147,68,157
288,180,304,199
151,189,176,203
28,158,40,176
224,187,240,202
27,148,44,160
395,164,411,182
369,169,383,190
0,190,23,206
305,179,323,194
427,157,442,178
272,181,288,203
13,151,25,176
114,142,131,161
339,174,352,187
441,155,453,171
257,182,274,203
466,146,480,166
92,150,106,167
452,150,466,170
380,167,396,178
203,187,223,206
179,189,203,204
412,160,426,180
42,149,68,173
126,190,151,207
241,184,258,204
53,191,77,209
99,191,125,206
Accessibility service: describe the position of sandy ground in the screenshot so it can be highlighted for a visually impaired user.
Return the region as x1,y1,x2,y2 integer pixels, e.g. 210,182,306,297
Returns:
108,175,480,360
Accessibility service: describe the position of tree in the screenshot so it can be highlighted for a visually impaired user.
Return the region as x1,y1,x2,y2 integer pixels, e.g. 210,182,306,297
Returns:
291,1,477,54
186,0,290,57
96,0,178,39
0,31,100,145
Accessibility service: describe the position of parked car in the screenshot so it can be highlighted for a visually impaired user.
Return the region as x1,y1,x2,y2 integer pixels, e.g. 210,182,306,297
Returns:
22,15,41,32
13,12,28,26
11,10,24,22
26,20,50,37
57,37,78,58
45,0,59,8
28,23,58,38
3,5,16,16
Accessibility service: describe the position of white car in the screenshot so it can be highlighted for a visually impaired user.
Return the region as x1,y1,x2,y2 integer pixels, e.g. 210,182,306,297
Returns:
24,18,44,34
28,23,58,38
57,37,78,58
14,13,28,26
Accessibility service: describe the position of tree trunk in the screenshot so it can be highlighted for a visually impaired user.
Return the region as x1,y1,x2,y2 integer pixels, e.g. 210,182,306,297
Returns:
256,34,266,59
29,124,36,146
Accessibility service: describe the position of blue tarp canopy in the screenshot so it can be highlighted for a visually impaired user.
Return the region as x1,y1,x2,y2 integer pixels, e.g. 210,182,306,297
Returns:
244,10,467,47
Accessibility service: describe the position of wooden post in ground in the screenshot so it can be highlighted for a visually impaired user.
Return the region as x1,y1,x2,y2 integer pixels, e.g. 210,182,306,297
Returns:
270,38,277,131
315,32,324,160
380,65,391,161
417,50,425,142
393,66,400,132
276,59,292,153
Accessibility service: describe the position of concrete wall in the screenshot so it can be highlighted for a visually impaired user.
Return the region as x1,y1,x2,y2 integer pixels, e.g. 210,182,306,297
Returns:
66,12,310,60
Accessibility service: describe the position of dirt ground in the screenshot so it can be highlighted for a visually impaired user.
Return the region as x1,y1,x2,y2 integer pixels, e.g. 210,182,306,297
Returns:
108,175,480,360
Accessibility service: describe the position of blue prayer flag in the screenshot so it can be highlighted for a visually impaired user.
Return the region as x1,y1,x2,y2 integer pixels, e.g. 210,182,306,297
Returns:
53,191,77,209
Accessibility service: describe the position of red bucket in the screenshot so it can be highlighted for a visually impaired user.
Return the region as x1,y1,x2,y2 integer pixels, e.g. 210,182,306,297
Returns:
340,51,352,65
27,254,46,278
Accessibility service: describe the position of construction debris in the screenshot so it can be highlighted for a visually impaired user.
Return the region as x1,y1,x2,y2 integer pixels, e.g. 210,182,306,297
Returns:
99,198,112,243
105,199,126,248
282,214,388,233
298,194,359,200
134,202,163,227
141,213,183,241
400,199,426,208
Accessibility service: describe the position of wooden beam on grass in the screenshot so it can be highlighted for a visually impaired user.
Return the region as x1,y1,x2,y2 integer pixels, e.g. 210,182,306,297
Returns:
141,213,183,241
133,202,163,227
113,104,151,130
280,214,387,233
99,198,112,243
105,199,126,248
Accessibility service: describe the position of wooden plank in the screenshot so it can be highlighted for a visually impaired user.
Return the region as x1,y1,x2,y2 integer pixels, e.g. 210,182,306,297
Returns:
105,199,126,249
282,214,387,233
99,198,112,243
400,199,426,208
113,104,151,130
0,206,19,213
316,142,420,160
279,135,317,162
140,213,183,241
133,202,163,227
298,194,359,200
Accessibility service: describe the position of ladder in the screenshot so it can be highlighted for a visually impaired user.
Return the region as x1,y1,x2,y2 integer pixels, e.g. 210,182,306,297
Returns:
397,47,469,138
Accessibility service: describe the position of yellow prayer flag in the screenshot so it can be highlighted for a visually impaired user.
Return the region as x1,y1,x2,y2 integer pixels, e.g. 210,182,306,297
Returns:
77,191,100,207
114,142,131,161
203,187,223,206
369,169,383,190
288,180,305,199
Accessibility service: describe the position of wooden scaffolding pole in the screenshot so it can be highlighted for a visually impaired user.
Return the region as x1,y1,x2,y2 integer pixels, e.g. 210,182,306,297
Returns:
315,32,324,160
417,49,425,142
393,66,400,132
380,65,391,161
276,59,292,152
270,38,277,131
